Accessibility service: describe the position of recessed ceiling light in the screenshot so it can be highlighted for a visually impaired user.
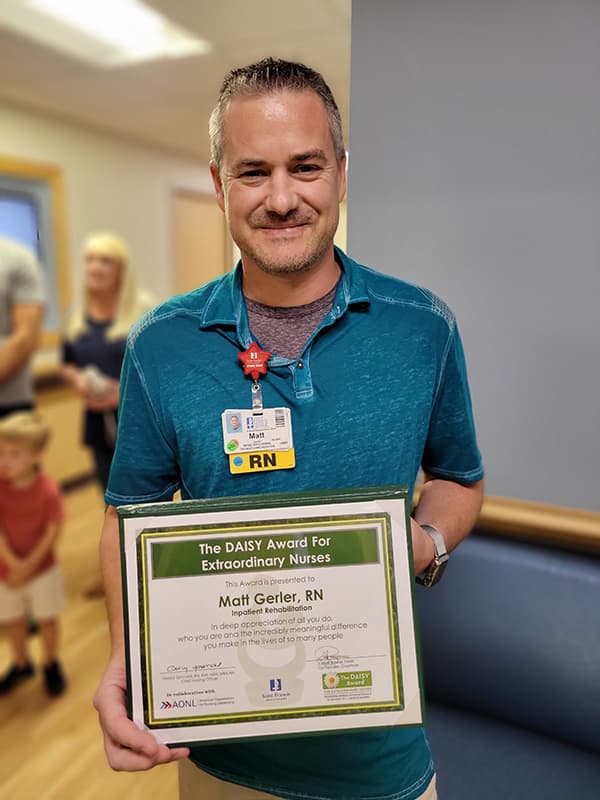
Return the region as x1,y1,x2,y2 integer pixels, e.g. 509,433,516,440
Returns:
0,0,211,67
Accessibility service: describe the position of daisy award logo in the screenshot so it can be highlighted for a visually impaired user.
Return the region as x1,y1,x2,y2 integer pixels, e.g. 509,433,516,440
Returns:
322,671,373,690
323,672,340,689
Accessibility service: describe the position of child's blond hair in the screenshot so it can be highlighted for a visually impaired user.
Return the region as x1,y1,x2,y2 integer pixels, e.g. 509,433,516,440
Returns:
0,412,51,451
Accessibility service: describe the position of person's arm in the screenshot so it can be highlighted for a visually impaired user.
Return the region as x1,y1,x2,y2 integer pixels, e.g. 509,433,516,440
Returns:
60,363,87,394
0,303,44,383
84,378,120,411
0,533,19,570
61,364,120,410
410,474,485,574
93,506,189,770
4,521,61,588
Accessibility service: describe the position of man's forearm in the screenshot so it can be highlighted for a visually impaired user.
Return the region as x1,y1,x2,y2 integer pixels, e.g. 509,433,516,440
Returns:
0,334,36,382
100,506,126,653
413,476,484,554
0,304,43,382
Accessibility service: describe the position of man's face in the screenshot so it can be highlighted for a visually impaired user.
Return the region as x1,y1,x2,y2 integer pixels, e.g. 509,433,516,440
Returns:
211,90,346,278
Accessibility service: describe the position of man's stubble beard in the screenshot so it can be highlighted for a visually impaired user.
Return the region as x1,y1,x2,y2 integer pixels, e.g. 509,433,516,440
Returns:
249,236,332,277
231,215,338,278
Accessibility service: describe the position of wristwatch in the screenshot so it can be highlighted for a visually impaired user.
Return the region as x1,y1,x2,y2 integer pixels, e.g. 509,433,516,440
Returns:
415,524,449,587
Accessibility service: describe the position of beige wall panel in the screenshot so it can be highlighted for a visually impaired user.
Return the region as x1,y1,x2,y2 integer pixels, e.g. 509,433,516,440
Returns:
0,105,212,305
172,192,229,295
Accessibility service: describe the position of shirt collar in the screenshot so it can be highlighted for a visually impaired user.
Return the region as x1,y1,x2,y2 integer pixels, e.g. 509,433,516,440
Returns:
198,246,371,339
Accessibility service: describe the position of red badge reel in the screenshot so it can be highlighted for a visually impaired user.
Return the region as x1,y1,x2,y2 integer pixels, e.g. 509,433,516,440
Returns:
238,342,271,410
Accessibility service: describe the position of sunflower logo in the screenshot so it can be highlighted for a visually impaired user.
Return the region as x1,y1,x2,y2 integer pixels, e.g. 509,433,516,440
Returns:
324,672,339,689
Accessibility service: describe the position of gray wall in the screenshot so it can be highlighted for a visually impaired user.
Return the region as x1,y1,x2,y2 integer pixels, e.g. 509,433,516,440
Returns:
348,0,600,510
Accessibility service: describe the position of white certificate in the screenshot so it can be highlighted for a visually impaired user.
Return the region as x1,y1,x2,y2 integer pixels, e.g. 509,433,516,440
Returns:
119,486,424,746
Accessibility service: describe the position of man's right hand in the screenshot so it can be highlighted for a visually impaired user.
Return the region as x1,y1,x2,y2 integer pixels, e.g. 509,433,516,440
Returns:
94,654,190,771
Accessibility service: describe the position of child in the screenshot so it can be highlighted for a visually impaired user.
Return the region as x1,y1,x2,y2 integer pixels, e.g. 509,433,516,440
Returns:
0,412,66,696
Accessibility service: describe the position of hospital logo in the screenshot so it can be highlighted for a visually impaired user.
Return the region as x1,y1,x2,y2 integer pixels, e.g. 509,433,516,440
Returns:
269,678,283,692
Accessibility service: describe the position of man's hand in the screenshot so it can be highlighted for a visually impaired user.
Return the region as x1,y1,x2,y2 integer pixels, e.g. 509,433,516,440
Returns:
93,654,190,771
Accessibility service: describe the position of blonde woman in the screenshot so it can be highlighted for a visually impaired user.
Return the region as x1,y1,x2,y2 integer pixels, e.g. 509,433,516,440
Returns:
61,233,155,491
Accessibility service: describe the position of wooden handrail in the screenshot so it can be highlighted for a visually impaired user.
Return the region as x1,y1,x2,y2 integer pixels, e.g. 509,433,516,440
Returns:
477,494,600,552
413,485,600,552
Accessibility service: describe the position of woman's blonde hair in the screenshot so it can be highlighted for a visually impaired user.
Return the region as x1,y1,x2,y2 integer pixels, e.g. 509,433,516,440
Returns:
65,232,155,342
0,412,51,451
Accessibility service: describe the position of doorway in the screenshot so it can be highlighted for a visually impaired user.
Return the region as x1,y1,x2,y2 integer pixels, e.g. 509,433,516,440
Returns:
171,190,232,295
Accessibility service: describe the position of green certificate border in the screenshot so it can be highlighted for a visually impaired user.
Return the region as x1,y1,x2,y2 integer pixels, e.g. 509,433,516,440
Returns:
119,485,422,743
138,513,402,728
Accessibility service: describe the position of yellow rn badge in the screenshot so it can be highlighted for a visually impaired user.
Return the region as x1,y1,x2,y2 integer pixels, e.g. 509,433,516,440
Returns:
229,449,296,474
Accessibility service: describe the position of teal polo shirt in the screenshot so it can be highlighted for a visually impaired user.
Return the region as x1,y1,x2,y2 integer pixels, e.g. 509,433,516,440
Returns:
107,248,483,800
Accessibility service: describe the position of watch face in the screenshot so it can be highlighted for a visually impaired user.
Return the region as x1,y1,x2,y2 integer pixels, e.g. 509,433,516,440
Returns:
429,559,448,586
416,558,448,587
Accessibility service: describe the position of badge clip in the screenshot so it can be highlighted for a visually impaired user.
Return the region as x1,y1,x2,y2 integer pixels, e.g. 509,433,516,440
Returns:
251,381,263,411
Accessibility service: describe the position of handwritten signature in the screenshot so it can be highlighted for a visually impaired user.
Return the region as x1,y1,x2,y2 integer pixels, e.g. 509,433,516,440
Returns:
166,661,223,673
315,646,340,660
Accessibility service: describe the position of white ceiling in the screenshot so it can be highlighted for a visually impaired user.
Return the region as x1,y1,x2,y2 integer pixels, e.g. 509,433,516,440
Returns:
0,0,351,162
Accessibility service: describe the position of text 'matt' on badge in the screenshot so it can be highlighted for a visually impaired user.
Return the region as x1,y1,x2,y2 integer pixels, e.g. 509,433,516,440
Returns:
238,342,272,382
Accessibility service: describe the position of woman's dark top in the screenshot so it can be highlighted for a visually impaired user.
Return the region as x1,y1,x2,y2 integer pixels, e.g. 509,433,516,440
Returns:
62,317,126,450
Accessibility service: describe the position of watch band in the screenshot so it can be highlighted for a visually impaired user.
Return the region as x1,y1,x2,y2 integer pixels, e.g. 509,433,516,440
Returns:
415,524,449,587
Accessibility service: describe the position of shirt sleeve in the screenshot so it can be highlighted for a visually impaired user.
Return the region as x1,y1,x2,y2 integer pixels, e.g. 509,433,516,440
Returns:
105,342,180,505
421,324,484,484
11,246,46,305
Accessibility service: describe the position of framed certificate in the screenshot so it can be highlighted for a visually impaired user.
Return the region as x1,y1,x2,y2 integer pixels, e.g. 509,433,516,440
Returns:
118,486,424,746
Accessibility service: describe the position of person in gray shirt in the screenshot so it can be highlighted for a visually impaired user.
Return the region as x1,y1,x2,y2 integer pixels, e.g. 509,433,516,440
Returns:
0,237,45,417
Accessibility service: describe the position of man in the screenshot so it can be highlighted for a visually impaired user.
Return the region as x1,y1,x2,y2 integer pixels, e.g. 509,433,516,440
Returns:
94,58,484,800
0,237,45,417
227,413,242,432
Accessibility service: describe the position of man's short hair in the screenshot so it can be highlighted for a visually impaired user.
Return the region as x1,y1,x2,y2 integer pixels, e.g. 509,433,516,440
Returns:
209,57,345,172
0,411,51,451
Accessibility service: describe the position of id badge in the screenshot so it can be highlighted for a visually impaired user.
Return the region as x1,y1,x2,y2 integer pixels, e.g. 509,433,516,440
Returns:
221,408,294,455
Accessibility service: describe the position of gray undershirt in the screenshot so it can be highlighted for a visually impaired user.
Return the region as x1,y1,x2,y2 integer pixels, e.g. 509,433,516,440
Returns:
245,284,337,361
